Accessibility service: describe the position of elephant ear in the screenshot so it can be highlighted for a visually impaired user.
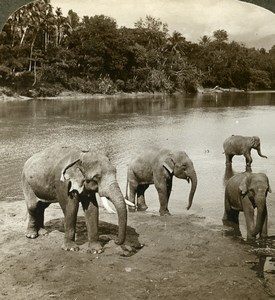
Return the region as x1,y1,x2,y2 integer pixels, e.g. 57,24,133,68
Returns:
163,156,175,175
60,159,85,194
239,175,250,195
251,136,260,147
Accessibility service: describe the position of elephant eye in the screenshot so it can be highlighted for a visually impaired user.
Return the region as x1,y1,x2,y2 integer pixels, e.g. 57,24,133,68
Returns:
248,189,255,196
86,174,101,184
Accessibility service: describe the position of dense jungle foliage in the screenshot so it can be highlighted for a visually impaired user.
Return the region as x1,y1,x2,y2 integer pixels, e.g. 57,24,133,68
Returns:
1,0,275,97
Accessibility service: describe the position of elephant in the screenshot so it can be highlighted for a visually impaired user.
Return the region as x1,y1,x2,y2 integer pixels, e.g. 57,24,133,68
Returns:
223,135,267,167
125,147,197,216
22,144,127,253
222,172,271,240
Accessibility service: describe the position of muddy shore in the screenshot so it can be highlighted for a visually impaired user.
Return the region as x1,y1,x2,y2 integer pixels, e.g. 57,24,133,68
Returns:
0,199,275,300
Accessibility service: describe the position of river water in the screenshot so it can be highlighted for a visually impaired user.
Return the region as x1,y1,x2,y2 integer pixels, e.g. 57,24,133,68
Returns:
1,92,275,240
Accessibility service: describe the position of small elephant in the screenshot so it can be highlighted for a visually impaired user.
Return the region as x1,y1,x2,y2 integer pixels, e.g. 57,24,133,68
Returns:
22,145,127,252
223,135,267,167
223,172,271,239
126,147,197,216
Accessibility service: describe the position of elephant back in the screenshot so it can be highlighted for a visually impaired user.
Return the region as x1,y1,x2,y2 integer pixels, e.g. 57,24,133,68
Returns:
22,145,83,198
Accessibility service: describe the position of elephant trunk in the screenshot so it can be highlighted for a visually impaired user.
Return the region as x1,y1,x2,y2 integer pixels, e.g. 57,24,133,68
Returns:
99,182,127,244
186,171,197,210
252,199,267,237
256,146,267,159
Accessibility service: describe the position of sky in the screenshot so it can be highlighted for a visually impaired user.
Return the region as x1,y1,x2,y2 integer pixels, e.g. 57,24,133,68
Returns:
51,0,275,49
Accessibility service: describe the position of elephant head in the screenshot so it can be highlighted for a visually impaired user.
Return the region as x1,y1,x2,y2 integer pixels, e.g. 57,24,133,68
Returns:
239,173,271,237
61,150,127,244
250,136,267,158
163,151,197,210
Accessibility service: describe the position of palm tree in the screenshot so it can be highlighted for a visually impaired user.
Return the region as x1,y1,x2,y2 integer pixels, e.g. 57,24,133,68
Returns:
199,35,211,47
166,31,187,54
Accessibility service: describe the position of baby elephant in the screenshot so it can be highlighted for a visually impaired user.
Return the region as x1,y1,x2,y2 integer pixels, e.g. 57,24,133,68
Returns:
126,147,197,216
223,135,267,167
223,172,271,240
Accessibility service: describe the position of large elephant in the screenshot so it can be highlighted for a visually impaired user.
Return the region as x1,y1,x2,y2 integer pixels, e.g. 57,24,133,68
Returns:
223,172,271,240
223,135,267,167
125,147,197,216
22,145,127,252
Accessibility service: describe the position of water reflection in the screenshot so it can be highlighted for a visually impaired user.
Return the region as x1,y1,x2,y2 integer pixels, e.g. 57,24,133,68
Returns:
1,91,275,120
223,165,252,186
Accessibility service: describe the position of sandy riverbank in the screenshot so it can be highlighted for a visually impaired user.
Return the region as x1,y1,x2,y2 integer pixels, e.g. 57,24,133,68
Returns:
0,199,275,300
0,88,168,102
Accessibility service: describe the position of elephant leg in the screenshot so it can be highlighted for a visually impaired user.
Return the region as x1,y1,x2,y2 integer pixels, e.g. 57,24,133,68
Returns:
59,192,80,251
222,194,241,235
225,154,234,164
166,177,173,203
81,193,102,253
155,184,170,216
23,180,49,239
244,152,253,167
242,198,255,239
223,209,239,224
260,205,268,239
137,184,149,211
128,181,138,212
222,209,241,236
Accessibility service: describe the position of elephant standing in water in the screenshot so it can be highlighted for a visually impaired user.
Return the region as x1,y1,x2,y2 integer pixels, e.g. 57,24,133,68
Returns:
22,145,127,253
223,172,271,240
223,135,267,167
126,147,197,216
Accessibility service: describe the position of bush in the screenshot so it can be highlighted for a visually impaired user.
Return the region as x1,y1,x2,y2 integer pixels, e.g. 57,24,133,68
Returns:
248,69,271,90
98,74,117,94
115,79,125,91
66,77,99,94
33,83,63,97
41,65,67,85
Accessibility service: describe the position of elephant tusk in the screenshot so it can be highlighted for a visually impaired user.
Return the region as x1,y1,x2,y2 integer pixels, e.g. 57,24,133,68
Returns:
100,196,116,214
125,199,136,207
101,197,136,214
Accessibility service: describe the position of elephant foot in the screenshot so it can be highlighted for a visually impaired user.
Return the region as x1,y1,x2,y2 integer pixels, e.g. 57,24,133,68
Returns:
159,209,171,216
259,234,268,240
246,236,256,242
38,228,48,236
62,241,79,252
137,204,148,211
87,241,103,254
128,206,136,213
25,227,39,239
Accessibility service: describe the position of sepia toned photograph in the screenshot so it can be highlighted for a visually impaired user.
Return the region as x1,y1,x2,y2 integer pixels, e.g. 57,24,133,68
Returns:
0,0,275,299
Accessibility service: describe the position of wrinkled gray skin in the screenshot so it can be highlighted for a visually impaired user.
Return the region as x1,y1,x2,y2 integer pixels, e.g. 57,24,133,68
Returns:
126,147,197,216
223,135,267,167
223,172,271,240
22,145,127,252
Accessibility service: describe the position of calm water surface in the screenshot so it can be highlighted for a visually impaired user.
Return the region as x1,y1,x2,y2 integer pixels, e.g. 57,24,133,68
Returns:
1,92,275,238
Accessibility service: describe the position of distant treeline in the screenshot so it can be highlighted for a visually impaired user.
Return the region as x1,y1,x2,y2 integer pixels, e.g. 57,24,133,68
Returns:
1,0,275,97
